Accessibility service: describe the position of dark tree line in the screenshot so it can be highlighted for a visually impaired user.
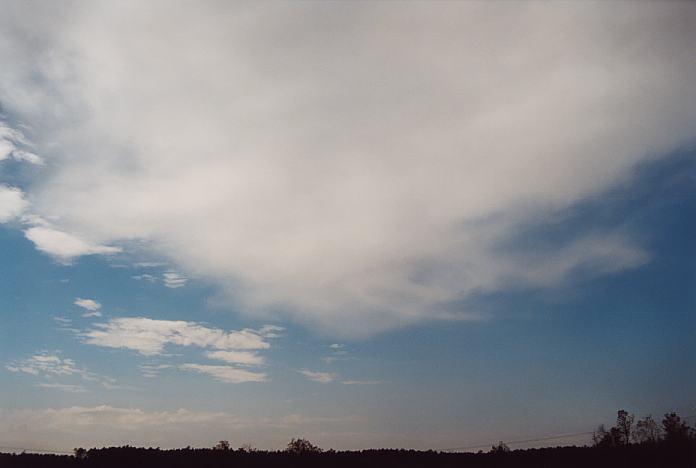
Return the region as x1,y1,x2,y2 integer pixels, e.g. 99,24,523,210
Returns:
1,410,694,467
593,410,695,447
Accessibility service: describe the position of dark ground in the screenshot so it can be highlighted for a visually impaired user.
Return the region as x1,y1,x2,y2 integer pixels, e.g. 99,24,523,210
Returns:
1,441,695,468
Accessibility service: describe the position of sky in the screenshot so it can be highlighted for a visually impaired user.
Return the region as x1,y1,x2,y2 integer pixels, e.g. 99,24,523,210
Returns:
0,0,695,453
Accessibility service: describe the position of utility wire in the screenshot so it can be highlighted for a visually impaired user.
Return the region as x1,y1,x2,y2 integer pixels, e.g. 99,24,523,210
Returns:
2,414,695,456
442,430,595,452
0,446,73,455
442,413,696,453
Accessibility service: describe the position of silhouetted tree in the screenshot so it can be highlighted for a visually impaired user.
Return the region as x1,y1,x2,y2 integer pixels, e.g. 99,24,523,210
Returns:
662,413,691,443
73,447,87,460
616,410,634,445
633,415,660,444
592,424,608,446
490,441,510,453
238,443,256,452
593,423,623,447
214,440,230,450
286,438,322,454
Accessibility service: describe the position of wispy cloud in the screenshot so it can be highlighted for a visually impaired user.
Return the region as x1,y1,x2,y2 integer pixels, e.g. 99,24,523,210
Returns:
132,273,158,282
180,364,266,383
205,350,265,366
5,353,115,389
0,122,44,165
35,382,88,393
74,297,103,317
131,271,189,289
7,354,84,377
341,380,381,385
82,317,275,356
162,272,187,289
24,226,121,263
300,369,336,384
138,364,173,379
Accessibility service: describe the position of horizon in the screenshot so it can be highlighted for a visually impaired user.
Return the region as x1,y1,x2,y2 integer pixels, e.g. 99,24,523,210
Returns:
0,0,695,454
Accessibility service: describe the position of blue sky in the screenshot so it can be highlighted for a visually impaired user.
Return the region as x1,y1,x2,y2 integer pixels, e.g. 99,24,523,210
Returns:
0,0,695,453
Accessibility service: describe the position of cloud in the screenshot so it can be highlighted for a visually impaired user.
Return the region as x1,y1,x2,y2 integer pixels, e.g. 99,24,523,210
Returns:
180,363,266,383
0,122,44,165
7,354,82,377
35,382,87,393
300,369,336,384
341,380,381,385
24,226,121,263
132,273,158,282
1,3,694,335
74,298,101,311
0,406,364,451
0,186,27,222
2,406,244,431
205,350,265,366
162,272,187,288
82,317,273,356
138,364,173,379
131,272,188,288
5,353,112,387
258,325,285,338
74,297,103,317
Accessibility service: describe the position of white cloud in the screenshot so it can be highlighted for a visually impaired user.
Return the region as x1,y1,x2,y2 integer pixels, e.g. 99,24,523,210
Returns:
82,317,273,356
24,226,121,263
162,272,187,288
74,298,101,311
341,380,381,385
180,363,266,383
138,364,173,378
205,350,265,366
134,262,167,268
7,354,81,377
11,149,43,165
132,272,189,289
132,273,157,282
0,185,27,222
74,297,103,317
0,122,44,165
0,3,694,335
258,325,285,338
300,369,336,384
5,353,109,386
329,344,344,350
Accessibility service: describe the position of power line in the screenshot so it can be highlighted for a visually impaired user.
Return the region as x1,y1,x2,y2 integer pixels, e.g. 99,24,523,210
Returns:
442,413,696,453
0,446,72,455
3,414,695,456
442,430,595,452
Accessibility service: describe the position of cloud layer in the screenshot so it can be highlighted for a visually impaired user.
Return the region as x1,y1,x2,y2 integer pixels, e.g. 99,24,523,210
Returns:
1,2,695,335
82,317,272,356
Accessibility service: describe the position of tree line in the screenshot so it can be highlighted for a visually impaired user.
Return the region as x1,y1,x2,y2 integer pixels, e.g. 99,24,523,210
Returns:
1,410,694,467
592,410,694,447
